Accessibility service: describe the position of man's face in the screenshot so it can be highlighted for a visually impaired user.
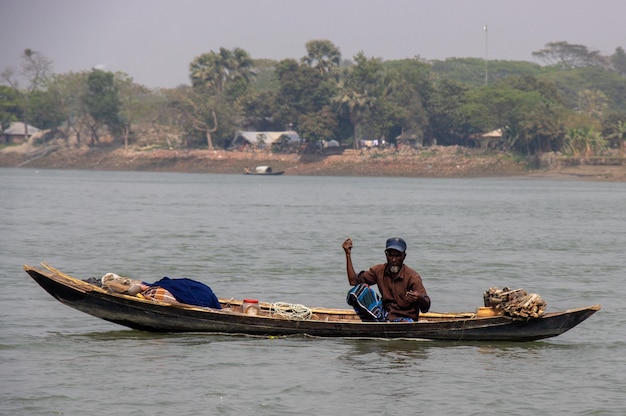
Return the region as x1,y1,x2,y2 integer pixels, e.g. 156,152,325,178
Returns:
385,249,405,273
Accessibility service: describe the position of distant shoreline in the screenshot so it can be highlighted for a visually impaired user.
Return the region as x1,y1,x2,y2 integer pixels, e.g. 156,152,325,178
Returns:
1,144,625,182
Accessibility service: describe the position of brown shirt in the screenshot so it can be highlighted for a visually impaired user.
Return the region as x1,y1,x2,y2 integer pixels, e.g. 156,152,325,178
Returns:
356,263,430,321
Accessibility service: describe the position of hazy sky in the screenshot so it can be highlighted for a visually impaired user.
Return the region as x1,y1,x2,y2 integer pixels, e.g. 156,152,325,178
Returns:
1,0,624,88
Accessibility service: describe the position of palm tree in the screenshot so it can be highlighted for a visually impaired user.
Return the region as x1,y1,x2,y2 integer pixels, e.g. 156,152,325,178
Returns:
189,52,220,91
334,82,375,149
187,48,255,150
231,47,255,85
301,40,341,76
565,126,605,157
606,120,626,158
190,48,256,95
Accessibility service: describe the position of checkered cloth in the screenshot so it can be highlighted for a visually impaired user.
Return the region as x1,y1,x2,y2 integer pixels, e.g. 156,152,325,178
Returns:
141,287,178,304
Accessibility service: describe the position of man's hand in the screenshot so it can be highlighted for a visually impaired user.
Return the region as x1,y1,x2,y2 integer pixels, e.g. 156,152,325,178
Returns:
407,290,430,312
406,290,423,303
342,238,353,255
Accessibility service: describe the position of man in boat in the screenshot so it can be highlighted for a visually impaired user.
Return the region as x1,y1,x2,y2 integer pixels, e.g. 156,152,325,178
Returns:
342,237,430,322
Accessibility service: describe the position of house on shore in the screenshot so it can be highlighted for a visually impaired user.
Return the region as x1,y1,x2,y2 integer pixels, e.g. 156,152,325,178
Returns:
396,129,426,147
473,128,503,149
230,131,301,151
2,122,41,144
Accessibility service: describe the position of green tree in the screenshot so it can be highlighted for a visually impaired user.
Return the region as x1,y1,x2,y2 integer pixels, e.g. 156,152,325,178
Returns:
224,47,256,101
189,47,255,96
190,49,229,94
577,89,608,119
461,85,568,155
611,47,626,75
0,85,21,130
333,52,384,148
169,85,237,150
21,49,53,91
83,69,123,144
27,88,65,131
500,74,565,105
532,41,605,69
515,100,567,155
116,73,155,149
301,40,341,76
502,74,568,153
430,57,541,87
424,79,468,146
237,89,282,131
298,106,338,144
273,59,319,129
334,85,374,149
461,86,536,133
565,126,606,156
603,115,626,156
378,58,431,145
187,48,254,149
176,86,218,149
1,49,53,137
540,67,626,114
46,72,89,144
271,57,338,137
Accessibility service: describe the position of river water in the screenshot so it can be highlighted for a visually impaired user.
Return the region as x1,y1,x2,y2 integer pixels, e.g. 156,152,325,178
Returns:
1,168,624,415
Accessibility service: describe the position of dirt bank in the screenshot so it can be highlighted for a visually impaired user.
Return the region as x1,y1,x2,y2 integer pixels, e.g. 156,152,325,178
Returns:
1,142,625,181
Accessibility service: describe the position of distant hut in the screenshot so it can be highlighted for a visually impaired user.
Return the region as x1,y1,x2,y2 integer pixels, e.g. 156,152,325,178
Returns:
395,129,423,148
474,128,503,149
230,131,301,151
2,122,40,144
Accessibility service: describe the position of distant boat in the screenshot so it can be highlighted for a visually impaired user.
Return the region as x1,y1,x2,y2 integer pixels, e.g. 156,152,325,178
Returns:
245,166,284,175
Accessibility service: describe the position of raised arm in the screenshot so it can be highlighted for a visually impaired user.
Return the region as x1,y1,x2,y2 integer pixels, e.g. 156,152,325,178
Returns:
342,238,358,285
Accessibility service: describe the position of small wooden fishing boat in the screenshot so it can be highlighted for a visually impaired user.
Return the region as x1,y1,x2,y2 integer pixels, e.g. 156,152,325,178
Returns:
24,264,600,342
244,166,284,175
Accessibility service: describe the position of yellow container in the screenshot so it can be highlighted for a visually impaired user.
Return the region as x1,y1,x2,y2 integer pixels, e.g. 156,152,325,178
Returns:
476,306,498,317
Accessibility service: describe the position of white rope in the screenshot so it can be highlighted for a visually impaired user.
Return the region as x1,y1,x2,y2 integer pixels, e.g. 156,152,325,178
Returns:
269,302,313,320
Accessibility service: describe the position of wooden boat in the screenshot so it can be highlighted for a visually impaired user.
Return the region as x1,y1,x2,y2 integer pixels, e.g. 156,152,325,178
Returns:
24,264,600,342
244,166,284,175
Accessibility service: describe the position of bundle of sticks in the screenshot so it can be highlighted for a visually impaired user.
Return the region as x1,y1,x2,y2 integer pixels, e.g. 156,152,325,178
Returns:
483,287,547,320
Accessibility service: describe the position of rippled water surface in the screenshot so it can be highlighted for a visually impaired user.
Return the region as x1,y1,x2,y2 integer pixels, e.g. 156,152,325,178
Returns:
1,168,624,415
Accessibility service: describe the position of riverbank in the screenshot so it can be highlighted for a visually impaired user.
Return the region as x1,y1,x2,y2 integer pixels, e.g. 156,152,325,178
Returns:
1,141,625,181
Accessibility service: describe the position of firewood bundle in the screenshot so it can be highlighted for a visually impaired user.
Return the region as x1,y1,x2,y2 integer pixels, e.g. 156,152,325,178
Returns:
483,287,547,320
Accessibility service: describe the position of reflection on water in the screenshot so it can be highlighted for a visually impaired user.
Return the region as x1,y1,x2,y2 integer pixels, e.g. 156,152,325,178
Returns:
340,339,431,373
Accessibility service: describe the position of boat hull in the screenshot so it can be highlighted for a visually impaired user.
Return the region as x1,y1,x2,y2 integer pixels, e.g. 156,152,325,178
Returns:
24,265,600,341
244,171,284,176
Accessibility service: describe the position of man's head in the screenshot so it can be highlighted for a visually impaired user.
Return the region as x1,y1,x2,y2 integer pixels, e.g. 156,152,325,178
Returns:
385,237,407,273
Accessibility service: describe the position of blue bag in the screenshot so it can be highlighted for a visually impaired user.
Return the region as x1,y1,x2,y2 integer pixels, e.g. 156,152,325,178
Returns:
346,283,387,322
148,277,221,309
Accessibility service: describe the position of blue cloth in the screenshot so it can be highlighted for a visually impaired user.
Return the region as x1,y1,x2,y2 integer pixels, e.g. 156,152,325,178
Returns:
347,283,387,322
148,277,221,309
392,317,414,323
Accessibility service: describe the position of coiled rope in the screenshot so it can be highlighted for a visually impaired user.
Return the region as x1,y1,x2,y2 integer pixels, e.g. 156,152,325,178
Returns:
270,302,313,320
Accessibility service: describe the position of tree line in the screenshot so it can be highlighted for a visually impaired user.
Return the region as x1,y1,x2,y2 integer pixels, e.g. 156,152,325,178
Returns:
1,40,625,157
